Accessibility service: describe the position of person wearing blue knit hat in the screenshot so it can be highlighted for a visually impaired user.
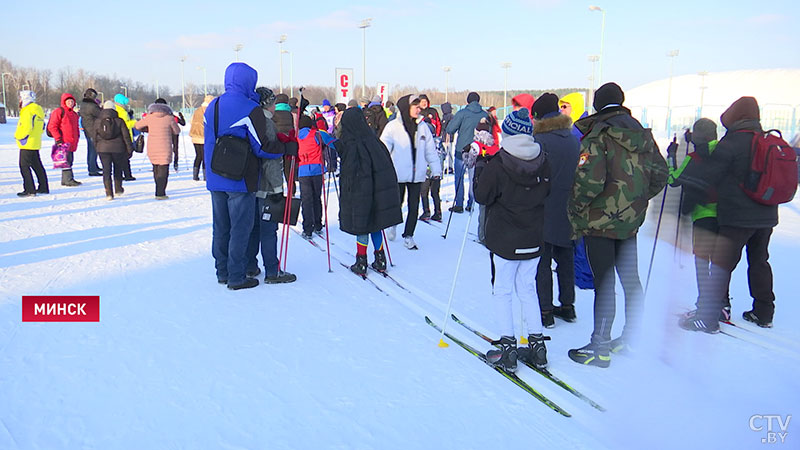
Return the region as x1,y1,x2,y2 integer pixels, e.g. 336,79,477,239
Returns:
475,105,551,372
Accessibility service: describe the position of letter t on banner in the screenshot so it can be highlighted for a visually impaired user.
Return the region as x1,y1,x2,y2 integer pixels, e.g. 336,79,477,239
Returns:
335,68,355,105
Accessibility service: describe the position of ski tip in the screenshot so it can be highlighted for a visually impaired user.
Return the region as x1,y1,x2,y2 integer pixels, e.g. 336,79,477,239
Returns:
425,316,433,324
450,314,459,322
438,338,450,348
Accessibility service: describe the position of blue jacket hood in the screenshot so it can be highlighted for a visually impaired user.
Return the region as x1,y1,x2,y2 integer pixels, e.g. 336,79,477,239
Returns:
224,63,259,102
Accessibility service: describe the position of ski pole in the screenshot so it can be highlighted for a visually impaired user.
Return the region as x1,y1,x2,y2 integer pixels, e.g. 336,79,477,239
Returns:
322,150,332,273
442,158,467,239
381,229,394,267
674,134,690,266
437,206,475,348
280,156,297,272
645,185,668,296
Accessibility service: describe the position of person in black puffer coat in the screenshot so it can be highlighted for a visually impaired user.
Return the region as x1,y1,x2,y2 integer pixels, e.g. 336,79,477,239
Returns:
682,97,779,331
79,88,102,176
94,101,133,199
338,107,403,276
474,108,551,373
531,93,581,328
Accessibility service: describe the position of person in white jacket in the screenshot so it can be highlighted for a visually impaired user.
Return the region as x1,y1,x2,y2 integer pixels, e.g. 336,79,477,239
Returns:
380,94,442,249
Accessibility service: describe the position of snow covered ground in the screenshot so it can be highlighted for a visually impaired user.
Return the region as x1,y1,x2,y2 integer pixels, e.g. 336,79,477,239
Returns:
0,118,798,449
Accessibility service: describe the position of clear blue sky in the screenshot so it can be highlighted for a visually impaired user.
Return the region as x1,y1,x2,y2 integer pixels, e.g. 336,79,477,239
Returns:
4,0,799,95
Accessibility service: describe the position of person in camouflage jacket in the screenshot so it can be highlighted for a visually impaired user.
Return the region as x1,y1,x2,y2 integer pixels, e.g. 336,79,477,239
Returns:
567,82,668,368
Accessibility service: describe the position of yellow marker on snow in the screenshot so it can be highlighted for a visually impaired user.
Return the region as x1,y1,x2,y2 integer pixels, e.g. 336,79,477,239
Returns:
438,339,449,348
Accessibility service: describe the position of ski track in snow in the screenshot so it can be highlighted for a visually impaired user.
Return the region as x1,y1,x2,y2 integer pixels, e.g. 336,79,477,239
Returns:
0,119,798,449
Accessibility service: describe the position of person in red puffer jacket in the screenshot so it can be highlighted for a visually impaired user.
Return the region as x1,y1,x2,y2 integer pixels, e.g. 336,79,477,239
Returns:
47,93,82,186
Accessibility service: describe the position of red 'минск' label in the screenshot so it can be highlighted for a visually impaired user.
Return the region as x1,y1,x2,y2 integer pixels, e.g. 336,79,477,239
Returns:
21,296,100,322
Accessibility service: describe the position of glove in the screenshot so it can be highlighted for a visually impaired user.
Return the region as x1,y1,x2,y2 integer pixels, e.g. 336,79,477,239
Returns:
178,112,185,121
283,141,299,157
55,139,64,146
666,141,678,158
277,129,297,143
684,129,692,144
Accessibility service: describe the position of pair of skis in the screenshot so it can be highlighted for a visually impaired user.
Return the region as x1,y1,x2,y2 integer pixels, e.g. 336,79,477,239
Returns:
426,315,607,417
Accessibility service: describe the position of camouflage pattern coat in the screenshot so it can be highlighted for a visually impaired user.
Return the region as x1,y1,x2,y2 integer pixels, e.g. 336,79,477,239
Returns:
569,107,668,240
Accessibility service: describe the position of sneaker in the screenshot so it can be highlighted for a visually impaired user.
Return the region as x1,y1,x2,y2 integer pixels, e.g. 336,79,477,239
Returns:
17,191,36,197
553,305,577,323
609,336,632,354
486,336,517,372
106,195,114,201
403,235,418,250
371,250,387,272
350,254,368,276
518,334,550,369
265,270,297,284
541,310,555,329
678,314,720,334
448,205,463,213
431,212,442,222
419,211,431,221
36,188,49,194
228,278,259,290
62,179,82,187
568,341,611,368
124,176,136,181
155,195,169,200
742,310,773,328
386,226,396,241
246,267,262,278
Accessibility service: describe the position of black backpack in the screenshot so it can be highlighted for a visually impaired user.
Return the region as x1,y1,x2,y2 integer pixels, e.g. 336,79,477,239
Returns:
98,116,121,140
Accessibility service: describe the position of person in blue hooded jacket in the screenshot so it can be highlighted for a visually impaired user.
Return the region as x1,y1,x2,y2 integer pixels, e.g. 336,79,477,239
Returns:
445,92,488,212
204,62,287,290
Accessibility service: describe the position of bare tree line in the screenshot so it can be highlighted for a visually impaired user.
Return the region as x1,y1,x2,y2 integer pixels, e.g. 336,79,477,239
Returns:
0,56,586,117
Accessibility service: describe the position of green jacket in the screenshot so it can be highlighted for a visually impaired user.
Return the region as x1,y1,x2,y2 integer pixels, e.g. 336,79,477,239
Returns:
569,107,668,240
667,140,718,222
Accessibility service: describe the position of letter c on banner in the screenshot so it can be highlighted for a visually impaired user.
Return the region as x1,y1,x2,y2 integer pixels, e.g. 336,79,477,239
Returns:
341,75,349,88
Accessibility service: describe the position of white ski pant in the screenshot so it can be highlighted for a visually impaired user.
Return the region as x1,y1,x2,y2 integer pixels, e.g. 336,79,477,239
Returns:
493,255,543,338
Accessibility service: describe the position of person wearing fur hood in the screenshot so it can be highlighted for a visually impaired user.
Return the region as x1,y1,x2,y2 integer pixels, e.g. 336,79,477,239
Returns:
474,107,551,372
531,93,581,328
135,102,181,199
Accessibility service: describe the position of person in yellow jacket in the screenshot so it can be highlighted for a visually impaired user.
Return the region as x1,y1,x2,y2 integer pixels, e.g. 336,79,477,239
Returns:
189,95,213,181
14,90,49,196
114,93,137,180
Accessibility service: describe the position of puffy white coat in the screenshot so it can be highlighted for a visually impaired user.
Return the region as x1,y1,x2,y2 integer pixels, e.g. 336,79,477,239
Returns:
380,119,442,183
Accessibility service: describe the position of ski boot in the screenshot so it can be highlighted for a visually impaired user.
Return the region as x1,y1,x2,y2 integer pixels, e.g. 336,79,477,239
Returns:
553,305,576,322
518,333,550,369
568,341,611,368
350,254,368,277
541,310,555,329
371,249,387,273
486,336,517,372
742,310,773,328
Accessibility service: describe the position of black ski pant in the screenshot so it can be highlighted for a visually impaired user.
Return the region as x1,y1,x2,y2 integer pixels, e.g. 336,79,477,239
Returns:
193,143,205,171
698,226,775,323
299,175,323,234
536,242,576,312
692,217,729,309
584,235,644,343
19,149,49,194
99,152,126,195
420,177,441,216
153,164,169,197
398,182,422,238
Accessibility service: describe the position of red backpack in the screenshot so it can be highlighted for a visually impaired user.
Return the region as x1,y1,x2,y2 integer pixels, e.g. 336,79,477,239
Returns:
739,129,798,205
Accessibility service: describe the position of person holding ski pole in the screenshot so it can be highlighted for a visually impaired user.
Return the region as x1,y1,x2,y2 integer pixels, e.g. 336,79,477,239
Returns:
337,107,403,276
567,82,668,367
474,107,550,373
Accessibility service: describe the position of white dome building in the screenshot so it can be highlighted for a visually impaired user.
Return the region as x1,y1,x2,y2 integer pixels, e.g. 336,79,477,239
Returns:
622,69,800,138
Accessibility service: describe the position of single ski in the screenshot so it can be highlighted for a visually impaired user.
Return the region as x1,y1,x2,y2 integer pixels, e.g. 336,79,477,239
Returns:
290,227,326,253
368,266,413,294
425,316,571,417
337,261,385,293
450,314,605,412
